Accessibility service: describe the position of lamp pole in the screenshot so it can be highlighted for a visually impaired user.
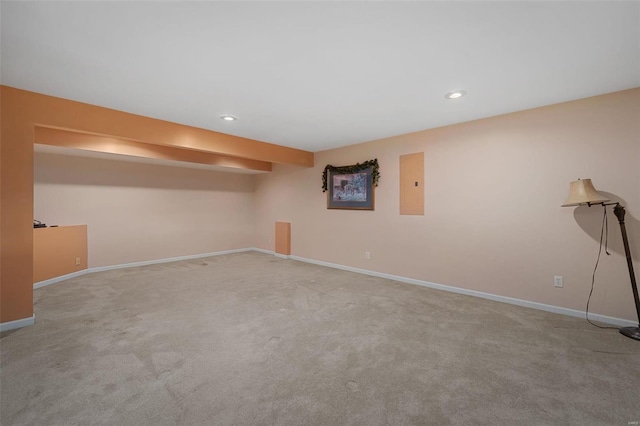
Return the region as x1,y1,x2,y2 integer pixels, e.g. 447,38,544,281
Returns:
612,203,640,340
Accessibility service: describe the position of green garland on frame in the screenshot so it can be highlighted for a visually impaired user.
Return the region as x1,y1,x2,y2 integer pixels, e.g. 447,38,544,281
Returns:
322,159,380,192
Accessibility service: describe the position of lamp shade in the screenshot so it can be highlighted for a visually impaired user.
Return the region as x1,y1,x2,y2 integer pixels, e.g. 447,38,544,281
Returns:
562,179,610,207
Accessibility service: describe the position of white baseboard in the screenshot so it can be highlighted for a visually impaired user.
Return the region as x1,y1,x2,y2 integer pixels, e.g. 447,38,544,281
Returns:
252,248,274,255
87,248,252,273
34,270,89,289
288,254,638,328
0,314,35,332
252,248,288,259
33,248,254,288
29,247,636,328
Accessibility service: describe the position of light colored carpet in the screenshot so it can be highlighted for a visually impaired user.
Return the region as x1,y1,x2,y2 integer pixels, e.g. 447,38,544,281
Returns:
1,252,639,425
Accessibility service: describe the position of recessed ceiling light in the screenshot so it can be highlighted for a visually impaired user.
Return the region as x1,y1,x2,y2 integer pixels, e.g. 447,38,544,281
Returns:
220,115,238,121
445,90,467,99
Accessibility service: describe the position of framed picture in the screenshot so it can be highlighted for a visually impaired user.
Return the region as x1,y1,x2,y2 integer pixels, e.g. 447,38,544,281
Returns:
327,166,375,210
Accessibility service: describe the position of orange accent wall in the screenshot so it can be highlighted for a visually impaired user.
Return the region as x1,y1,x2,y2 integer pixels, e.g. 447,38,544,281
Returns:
6,87,314,167
34,127,272,172
0,85,313,324
275,222,291,256
1,89,34,323
33,226,88,283
399,152,424,215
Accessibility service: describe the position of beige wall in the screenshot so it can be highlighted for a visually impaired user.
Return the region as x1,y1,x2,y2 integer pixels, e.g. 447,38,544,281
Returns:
34,225,88,282
29,89,640,322
254,89,640,321
34,153,255,268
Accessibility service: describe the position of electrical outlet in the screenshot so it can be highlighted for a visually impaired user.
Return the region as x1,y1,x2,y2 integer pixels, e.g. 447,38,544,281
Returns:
365,251,371,260
554,276,563,288
75,257,81,266
268,237,272,243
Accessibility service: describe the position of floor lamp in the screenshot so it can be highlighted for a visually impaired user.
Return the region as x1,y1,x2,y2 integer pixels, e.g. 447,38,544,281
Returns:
562,179,640,341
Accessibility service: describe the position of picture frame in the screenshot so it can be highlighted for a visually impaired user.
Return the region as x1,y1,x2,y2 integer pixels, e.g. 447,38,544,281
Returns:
327,166,375,210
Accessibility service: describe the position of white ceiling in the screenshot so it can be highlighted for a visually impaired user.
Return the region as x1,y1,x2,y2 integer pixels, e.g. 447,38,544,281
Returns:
2,1,639,153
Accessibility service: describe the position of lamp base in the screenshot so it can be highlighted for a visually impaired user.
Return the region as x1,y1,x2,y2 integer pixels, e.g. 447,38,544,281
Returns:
619,326,640,341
